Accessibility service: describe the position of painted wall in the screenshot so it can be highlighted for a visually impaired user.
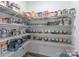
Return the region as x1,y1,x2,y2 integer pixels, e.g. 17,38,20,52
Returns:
70,2,79,53
26,1,72,12
14,1,27,12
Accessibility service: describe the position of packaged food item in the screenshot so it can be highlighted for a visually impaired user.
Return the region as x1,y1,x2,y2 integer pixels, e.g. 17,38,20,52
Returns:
31,11,37,18
61,9,68,16
25,12,31,17
53,11,58,16
0,42,8,56
50,12,54,17
63,18,69,25
69,8,76,16
10,29,16,36
37,12,43,17
2,18,9,23
57,10,62,16
43,11,49,17
0,1,10,7
11,3,20,13
1,28,8,38
7,39,20,51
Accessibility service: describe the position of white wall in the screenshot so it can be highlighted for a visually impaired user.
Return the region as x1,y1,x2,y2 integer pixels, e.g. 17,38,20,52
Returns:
70,2,79,53
26,1,72,12
14,1,27,12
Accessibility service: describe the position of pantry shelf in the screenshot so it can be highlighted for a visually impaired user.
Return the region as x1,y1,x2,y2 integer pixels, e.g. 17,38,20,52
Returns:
0,33,30,42
30,40,73,48
28,25,72,28
30,33,72,39
29,26,72,31
0,4,26,19
0,40,30,57
29,15,75,20
0,23,28,27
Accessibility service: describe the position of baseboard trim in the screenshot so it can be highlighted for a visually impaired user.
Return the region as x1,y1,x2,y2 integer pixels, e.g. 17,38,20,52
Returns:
23,52,49,57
